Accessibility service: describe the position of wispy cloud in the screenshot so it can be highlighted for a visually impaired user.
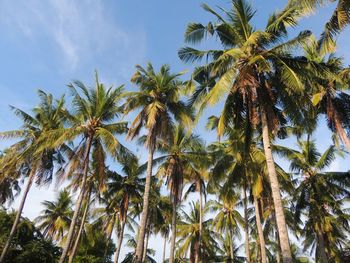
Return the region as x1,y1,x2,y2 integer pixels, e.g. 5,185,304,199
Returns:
0,0,146,72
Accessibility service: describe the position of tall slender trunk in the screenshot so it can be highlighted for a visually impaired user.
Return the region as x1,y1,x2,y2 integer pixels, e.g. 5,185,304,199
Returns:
142,228,150,262
162,234,167,263
273,209,281,263
195,182,203,263
169,200,177,263
254,195,267,263
229,228,234,263
68,186,92,263
0,168,36,263
114,219,126,263
135,145,154,263
243,185,251,263
59,136,93,263
334,116,350,153
317,232,328,263
104,212,116,260
260,109,292,263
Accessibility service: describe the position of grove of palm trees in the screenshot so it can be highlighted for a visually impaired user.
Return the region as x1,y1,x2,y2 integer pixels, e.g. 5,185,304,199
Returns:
0,0,350,262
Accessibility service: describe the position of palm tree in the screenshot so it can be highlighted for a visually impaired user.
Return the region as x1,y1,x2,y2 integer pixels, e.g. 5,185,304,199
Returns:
35,189,72,243
104,161,144,263
178,1,318,261
0,90,66,262
183,163,209,263
39,73,131,263
124,63,193,262
278,137,350,262
177,201,220,263
120,234,157,263
207,191,244,263
288,0,350,53
154,124,205,263
302,38,350,152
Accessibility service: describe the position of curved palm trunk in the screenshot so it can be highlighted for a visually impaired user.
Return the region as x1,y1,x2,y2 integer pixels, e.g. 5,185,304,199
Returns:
334,116,350,153
114,219,126,263
260,109,292,263
59,136,93,263
162,234,167,263
135,146,154,263
243,185,251,263
253,195,267,263
0,168,36,263
229,228,234,263
169,200,177,263
142,228,150,262
68,186,92,263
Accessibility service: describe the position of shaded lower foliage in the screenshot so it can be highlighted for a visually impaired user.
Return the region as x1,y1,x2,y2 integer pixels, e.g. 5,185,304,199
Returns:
0,209,60,263
74,222,115,263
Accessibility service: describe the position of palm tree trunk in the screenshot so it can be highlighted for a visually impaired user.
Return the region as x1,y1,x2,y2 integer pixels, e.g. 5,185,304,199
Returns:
0,168,36,263
114,219,126,263
142,228,150,262
229,228,234,263
253,195,267,263
243,185,251,263
317,232,328,263
162,234,167,263
68,186,92,263
135,145,154,263
260,108,292,263
169,200,177,263
59,136,93,263
334,116,350,153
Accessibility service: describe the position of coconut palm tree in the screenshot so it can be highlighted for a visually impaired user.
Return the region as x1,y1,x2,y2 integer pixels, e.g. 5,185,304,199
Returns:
177,201,220,263
278,137,350,262
207,191,244,263
120,234,157,263
183,163,209,263
124,63,193,262
0,90,66,262
178,1,319,261
38,73,131,263
35,189,72,243
154,124,205,263
302,38,350,152
104,161,144,263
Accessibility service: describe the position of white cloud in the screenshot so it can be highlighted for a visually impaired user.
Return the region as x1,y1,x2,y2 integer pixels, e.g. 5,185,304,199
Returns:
0,0,146,71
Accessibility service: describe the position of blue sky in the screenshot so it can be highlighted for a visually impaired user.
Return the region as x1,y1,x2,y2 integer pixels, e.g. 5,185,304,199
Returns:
0,0,350,261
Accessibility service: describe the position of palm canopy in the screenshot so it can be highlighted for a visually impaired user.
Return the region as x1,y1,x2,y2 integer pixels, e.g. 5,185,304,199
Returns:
177,201,221,262
39,73,132,182
35,189,73,242
124,63,193,147
277,138,350,261
154,124,206,203
207,192,244,238
0,90,66,184
302,38,350,151
104,160,144,223
178,0,328,136
288,0,350,54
